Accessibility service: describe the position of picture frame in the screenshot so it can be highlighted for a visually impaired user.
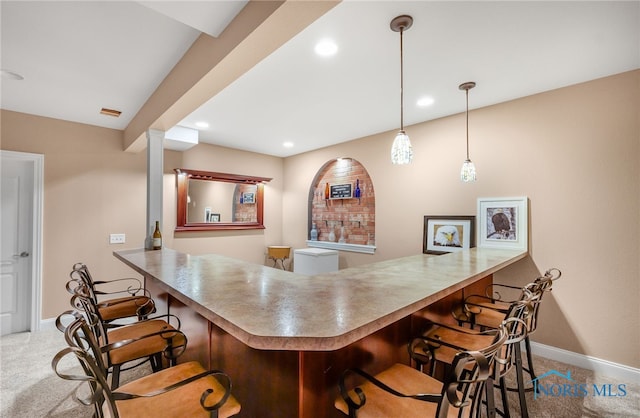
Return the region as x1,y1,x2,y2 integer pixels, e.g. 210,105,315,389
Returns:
209,213,220,223
330,183,353,199
423,215,475,255
242,192,255,204
477,197,528,250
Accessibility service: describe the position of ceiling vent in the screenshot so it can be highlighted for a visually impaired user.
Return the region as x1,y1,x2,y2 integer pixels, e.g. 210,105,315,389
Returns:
100,108,122,117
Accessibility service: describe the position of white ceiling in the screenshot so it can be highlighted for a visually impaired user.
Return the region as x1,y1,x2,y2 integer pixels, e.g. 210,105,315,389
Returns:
2,1,639,157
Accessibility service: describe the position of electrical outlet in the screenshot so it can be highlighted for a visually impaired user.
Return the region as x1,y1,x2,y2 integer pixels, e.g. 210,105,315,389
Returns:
109,233,126,244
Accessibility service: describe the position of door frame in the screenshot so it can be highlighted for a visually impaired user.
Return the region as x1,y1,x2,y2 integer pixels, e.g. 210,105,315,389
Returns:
1,150,44,331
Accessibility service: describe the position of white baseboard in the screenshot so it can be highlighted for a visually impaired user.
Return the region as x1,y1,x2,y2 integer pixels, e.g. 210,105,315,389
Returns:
530,341,640,383
39,317,57,331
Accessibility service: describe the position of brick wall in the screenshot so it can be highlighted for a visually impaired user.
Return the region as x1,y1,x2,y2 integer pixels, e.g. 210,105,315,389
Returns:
309,159,375,245
233,184,257,222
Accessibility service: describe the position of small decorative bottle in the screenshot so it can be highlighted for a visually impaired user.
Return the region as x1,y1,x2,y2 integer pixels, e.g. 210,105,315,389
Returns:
310,222,318,241
328,227,336,242
324,182,330,200
354,179,361,199
152,221,162,250
338,226,346,243
367,233,375,246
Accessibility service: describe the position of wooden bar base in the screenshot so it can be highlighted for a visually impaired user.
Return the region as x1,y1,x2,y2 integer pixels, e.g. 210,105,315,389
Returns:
147,275,491,417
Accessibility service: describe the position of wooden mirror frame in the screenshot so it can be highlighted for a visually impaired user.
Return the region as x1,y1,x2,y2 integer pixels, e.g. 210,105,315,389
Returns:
174,168,272,231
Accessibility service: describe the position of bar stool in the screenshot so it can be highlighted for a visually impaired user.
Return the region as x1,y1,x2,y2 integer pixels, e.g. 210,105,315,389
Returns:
63,277,188,389
53,315,241,417
68,262,156,325
441,268,561,416
267,246,291,270
454,268,561,387
410,298,532,417
334,324,510,418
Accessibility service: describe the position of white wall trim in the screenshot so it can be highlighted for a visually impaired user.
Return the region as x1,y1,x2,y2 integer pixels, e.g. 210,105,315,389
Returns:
530,341,640,383
40,317,57,331
306,240,376,254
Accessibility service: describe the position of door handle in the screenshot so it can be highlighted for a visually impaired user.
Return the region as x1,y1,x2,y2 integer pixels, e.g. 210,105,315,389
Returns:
13,251,30,258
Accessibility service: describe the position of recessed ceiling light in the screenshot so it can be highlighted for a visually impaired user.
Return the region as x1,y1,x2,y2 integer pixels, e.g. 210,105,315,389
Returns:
195,121,209,128
100,108,121,117
417,97,435,107
282,142,294,148
1,69,24,80
314,39,338,57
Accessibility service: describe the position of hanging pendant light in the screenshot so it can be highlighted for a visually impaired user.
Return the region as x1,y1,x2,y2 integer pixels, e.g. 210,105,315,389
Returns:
390,15,413,165
459,81,477,182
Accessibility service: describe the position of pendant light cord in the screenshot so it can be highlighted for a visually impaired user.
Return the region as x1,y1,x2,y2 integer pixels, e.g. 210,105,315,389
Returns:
465,88,469,159
400,28,404,131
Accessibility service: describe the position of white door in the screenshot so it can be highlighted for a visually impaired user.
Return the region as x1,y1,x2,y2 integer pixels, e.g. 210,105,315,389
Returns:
1,153,36,335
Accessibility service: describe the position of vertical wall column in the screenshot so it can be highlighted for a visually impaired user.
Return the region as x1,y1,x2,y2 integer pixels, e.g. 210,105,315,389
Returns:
145,129,164,249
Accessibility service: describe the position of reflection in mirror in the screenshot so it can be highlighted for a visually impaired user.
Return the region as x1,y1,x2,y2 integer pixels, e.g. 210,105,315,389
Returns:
187,180,260,223
175,169,272,231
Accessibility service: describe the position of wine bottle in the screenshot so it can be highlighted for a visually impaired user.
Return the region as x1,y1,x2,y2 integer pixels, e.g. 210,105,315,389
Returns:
355,179,361,199
153,221,162,250
324,182,330,200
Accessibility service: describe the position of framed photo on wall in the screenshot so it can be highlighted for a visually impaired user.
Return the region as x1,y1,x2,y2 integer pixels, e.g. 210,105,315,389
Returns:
423,216,475,255
477,197,528,250
242,192,255,204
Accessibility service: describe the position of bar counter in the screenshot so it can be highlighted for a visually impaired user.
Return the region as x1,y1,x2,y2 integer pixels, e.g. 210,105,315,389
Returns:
114,247,526,417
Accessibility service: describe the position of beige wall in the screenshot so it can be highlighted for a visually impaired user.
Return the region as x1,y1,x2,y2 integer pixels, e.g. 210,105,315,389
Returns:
1,111,150,318
0,111,284,320
167,144,284,261
283,70,639,368
1,70,638,368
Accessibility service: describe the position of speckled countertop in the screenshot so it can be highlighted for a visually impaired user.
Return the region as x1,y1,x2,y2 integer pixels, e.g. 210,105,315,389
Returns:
114,247,526,351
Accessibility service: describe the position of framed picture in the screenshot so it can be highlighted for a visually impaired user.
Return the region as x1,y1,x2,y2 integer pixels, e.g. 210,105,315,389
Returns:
330,183,352,199
209,213,220,223
423,216,475,255
242,192,255,204
477,197,528,250
204,207,211,223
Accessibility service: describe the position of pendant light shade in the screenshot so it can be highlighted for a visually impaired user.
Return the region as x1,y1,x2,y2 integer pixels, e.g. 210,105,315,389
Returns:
391,130,413,164
459,81,477,182
460,159,476,182
390,15,413,165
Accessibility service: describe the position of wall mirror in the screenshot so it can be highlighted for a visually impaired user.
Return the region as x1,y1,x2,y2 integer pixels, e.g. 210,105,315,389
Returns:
174,168,272,231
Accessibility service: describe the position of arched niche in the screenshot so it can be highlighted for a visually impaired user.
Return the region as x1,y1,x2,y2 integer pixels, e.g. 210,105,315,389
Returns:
307,158,376,254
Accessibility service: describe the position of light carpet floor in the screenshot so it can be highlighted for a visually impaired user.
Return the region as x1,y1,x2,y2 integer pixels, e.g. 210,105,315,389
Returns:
1,327,150,417
1,328,638,417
